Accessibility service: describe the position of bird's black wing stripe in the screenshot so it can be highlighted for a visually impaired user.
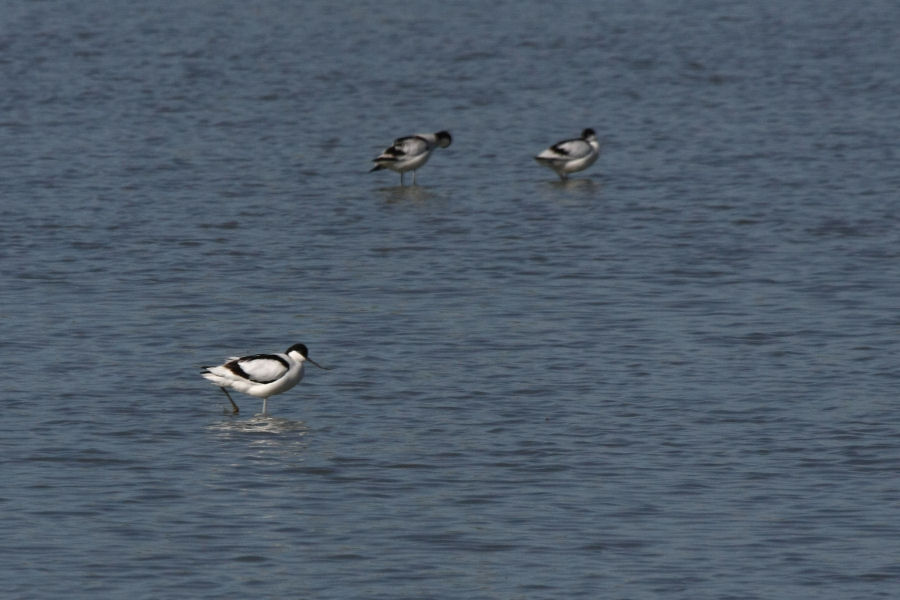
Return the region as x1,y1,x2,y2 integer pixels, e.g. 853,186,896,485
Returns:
550,141,572,156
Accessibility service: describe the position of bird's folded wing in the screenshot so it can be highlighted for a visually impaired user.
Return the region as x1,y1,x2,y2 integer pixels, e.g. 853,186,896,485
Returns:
547,139,591,159
394,136,429,157
228,354,289,383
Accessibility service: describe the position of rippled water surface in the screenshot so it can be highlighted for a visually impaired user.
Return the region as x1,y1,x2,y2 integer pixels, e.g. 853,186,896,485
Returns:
2,1,899,598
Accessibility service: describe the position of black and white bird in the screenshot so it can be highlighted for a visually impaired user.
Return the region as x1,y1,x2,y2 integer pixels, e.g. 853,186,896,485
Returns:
370,130,452,185
534,128,601,180
201,343,330,416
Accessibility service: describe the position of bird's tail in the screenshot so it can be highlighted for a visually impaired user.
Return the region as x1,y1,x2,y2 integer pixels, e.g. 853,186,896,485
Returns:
201,366,231,386
369,164,383,172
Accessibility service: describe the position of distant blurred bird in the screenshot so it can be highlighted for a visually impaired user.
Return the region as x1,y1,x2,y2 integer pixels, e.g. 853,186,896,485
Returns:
370,130,452,185
534,128,601,180
202,343,330,416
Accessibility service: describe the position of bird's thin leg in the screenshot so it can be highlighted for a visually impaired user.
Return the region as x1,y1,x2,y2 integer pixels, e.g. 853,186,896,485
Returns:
220,387,239,414
262,398,269,417
399,171,404,186
412,170,417,185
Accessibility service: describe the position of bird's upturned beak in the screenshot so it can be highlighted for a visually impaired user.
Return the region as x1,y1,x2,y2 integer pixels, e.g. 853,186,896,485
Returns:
308,357,332,370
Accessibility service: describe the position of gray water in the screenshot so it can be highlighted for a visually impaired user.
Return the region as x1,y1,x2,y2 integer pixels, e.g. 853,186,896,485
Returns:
2,1,899,598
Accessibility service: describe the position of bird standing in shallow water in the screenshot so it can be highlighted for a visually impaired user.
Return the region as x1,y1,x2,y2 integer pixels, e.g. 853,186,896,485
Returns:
534,128,601,180
201,343,330,416
370,130,452,185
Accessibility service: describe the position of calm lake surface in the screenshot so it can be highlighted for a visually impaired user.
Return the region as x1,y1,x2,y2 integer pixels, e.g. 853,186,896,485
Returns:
2,1,899,598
